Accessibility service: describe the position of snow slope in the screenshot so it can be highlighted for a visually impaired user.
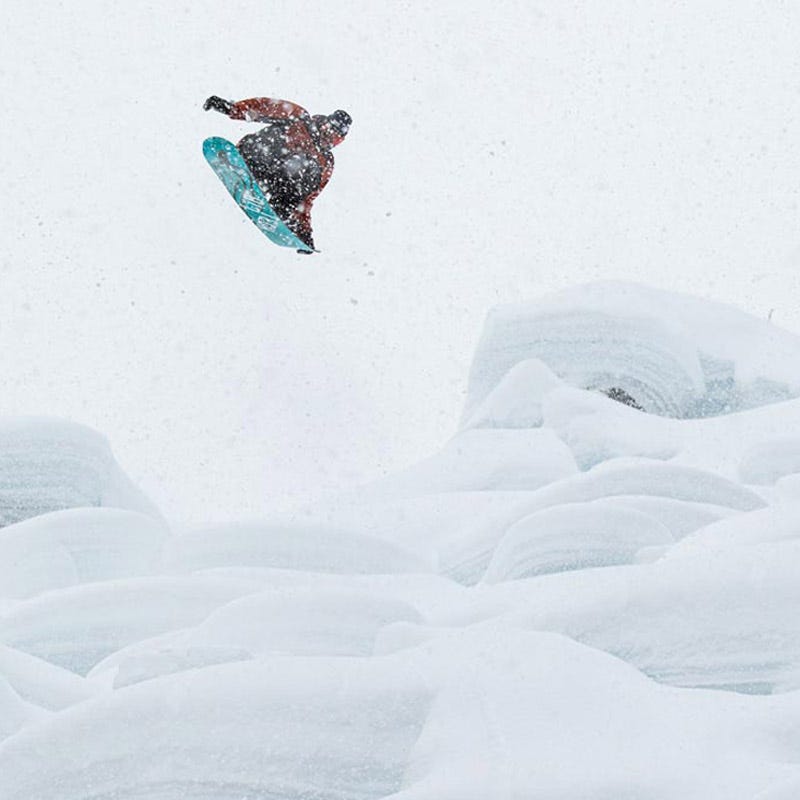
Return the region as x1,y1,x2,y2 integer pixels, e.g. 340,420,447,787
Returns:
4,283,800,797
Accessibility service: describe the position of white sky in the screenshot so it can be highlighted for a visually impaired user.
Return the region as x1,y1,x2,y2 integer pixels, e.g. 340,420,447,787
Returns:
2,1,799,525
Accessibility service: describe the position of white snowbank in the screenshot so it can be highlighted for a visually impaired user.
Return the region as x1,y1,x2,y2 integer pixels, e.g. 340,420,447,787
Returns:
0,656,432,800
393,629,800,800
88,586,424,688
521,457,765,511
0,675,42,743
739,437,800,484
162,520,428,575
459,358,563,430
485,539,800,693
0,507,169,599
0,417,160,527
0,576,259,675
6,283,800,797
0,645,95,711
463,281,800,421
4,628,800,799
483,499,673,581
307,490,542,571
355,427,577,497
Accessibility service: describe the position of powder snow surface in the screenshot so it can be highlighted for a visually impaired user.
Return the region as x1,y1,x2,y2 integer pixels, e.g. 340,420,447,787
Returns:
4,283,800,798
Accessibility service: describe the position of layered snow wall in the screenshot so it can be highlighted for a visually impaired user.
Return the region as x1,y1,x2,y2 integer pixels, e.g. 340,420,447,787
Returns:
462,281,800,421
0,418,161,528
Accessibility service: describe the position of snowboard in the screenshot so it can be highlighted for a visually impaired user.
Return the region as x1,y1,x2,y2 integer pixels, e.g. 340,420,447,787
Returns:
202,136,314,253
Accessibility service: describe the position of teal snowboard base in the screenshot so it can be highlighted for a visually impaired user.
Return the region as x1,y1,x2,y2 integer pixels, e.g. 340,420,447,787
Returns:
203,136,314,253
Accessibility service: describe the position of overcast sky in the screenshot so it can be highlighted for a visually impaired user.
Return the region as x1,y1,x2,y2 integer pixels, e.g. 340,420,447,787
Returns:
2,1,799,525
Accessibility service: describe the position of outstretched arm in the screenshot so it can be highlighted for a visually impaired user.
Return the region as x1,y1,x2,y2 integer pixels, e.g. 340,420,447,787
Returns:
203,96,234,114
203,95,309,123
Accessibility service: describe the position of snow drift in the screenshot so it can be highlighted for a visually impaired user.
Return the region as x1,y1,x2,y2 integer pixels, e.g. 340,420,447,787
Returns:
0,418,160,528
5,283,800,798
462,281,800,421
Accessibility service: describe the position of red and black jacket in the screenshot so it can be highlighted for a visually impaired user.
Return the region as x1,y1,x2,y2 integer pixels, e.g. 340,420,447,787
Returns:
225,98,346,248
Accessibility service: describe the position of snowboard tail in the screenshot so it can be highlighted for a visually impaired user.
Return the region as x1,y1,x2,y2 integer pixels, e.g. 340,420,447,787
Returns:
202,136,314,253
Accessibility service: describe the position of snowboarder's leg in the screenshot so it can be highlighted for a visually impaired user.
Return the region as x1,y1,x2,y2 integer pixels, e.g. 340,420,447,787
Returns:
236,132,321,249
257,162,320,249
268,193,314,250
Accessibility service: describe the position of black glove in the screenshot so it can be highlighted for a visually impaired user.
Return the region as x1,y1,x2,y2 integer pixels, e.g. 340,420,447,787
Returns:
203,95,234,114
296,248,314,255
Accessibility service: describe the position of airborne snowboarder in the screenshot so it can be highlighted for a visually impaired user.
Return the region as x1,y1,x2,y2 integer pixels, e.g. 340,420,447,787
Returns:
203,95,352,252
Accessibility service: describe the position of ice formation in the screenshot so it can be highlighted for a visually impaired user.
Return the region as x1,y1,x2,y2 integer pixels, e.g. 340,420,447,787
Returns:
0,418,161,528
463,281,800,420
4,282,800,798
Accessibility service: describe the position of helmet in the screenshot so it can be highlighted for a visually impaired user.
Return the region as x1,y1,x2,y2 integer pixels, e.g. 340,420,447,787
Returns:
326,109,352,137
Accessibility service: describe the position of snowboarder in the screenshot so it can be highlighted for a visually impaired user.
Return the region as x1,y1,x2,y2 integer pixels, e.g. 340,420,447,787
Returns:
203,95,351,251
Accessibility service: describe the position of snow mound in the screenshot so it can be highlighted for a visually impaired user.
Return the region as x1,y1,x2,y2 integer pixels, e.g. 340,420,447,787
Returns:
739,438,800,484
0,508,169,599
0,645,95,712
669,504,800,553
0,657,431,800
358,427,577,497
0,417,160,527
392,628,797,800
504,539,800,693
528,457,765,511
460,358,563,429
0,576,258,675
463,281,800,422
0,676,42,744
89,587,423,688
162,520,428,575
483,500,672,582
4,628,800,800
